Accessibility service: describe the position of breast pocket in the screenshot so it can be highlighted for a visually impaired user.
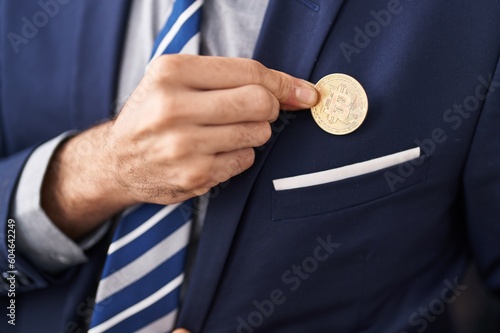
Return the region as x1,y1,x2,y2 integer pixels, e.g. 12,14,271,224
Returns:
272,147,429,221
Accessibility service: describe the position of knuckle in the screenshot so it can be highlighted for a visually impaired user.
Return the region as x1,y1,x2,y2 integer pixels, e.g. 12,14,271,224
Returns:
251,86,274,113
164,134,190,160
157,54,180,71
272,71,292,100
245,59,266,84
181,170,206,189
179,160,212,189
151,55,184,81
193,187,211,197
211,171,228,184
269,98,280,121
257,122,272,144
159,97,181,124
224,158,243,177
238,148,255,171
234,122,272,147
246,85,278,121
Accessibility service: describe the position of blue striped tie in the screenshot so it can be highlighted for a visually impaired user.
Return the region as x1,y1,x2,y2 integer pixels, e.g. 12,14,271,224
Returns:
89,1,203,332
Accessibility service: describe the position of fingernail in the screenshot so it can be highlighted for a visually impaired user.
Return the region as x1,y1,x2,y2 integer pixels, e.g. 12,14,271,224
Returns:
295,80,318,106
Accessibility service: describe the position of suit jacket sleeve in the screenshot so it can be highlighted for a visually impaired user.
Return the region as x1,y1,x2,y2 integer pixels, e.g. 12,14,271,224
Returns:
0,4,51,295
0,146,59,294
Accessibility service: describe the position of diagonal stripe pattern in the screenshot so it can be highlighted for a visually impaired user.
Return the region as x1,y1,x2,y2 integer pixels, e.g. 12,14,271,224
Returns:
89,1,203,331
89,202,193,333
151,0,203,58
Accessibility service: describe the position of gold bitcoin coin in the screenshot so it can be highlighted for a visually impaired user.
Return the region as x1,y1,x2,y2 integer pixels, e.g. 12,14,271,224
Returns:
311,74,368,135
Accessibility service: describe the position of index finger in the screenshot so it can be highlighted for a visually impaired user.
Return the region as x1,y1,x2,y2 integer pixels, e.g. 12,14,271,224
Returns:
150,55,319,110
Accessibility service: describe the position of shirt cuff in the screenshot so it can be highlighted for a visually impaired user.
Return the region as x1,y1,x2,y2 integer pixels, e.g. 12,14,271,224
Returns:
12,132,111,274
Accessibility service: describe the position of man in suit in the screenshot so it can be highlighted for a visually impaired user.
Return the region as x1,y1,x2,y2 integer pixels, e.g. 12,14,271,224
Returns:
1,0,499,332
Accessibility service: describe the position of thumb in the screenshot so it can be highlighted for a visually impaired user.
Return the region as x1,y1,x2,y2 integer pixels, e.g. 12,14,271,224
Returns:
172,329,191,333
282,77,319,111
263,69,319,111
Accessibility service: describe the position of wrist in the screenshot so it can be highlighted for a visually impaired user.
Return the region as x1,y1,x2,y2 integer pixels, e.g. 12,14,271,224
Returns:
41,122,133,240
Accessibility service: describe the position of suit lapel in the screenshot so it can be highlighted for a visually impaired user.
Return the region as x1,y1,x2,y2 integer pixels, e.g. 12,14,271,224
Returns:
72,0,131,125
178,0,346,330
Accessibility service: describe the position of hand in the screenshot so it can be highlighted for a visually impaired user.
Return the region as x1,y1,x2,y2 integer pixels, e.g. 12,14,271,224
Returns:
109,55,317,204
42,55,318,239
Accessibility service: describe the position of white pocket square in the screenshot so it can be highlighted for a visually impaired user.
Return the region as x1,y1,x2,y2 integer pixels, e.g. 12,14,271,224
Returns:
273,147,421,191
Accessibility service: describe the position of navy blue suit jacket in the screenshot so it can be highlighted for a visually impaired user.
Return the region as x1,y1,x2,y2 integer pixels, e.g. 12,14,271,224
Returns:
1,0,500,332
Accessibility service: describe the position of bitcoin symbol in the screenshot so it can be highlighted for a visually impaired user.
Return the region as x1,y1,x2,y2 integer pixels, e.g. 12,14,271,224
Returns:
324,85,352,123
